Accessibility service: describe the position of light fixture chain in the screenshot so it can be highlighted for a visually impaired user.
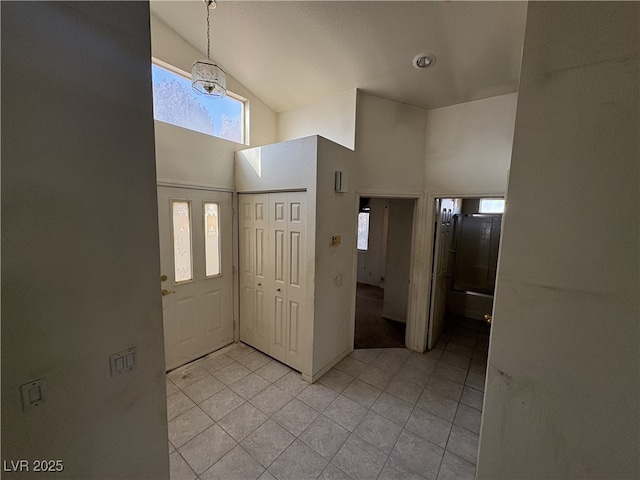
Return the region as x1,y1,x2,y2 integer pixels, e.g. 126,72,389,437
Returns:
206,2,210,59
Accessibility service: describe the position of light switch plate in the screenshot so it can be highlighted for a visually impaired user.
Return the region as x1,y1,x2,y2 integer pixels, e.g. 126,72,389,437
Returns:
21,378,46,411
110,347,137,377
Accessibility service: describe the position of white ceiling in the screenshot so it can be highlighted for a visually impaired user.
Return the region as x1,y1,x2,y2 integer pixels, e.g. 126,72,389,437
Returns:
150,1,528,113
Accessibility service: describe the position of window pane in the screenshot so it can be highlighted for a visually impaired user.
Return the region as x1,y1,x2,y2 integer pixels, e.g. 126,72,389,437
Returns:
479,198,505,214
204,202,221,276
357,212,370,250
172,201,193,282
152,64,244,143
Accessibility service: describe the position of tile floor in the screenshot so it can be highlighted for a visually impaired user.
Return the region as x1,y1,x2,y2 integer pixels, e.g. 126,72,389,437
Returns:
166,318,489,480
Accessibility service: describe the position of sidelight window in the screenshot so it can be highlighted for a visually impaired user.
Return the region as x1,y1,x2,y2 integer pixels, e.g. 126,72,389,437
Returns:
204,202,221,277
172,200,193,282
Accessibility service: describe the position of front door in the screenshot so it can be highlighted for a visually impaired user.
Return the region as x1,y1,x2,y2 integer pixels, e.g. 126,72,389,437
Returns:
158,186,234,370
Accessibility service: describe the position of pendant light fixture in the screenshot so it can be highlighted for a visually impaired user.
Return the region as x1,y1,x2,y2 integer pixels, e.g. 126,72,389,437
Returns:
191,0,226,98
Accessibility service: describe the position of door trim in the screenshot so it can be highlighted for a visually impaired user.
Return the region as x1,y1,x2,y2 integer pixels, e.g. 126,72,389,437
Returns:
354,190,427,353
424,192,505,350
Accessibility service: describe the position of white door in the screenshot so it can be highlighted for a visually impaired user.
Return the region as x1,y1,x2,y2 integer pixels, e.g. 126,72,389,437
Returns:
239,194,269,352
239,192,307,371
427,198,459,349
158,186,234,370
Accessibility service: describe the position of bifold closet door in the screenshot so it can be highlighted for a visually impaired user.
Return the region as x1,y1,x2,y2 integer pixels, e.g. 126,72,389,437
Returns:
239,194,269,352
239,192,307,371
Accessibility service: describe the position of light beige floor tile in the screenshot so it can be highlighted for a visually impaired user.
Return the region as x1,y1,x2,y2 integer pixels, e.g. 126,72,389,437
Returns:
255,360,291,383
200,445,264,480
178,424,236,475
213,362,252,386
378,457,425,480
168,406,215,448
169,451,196,480
406,406,453,448
390,429,444,480
268,440,328,480
353,410,402,454
229,372,270,400
371,391,414,426
317,368,355,393
332,434,387,480
460,386,484,411
427,375,464,401
218,402,268,442
167,379,179,396
437,451,475,480
200,353,235,373
348,349,381,364
297,383,338,412
199,387,245,421
237,351,271,371
272,398,319,436
275,371,310,397
182,375,225,404
167,390,196,421
446,425,479,465
323,395,367,432
433,362,468,385
168,365,211,390
341,379,382,408
241,420,295,467
385,376,423,404
249,384,293,416
454,403,482,434
320,463,353,480
298,414,350,459
334,356,367,377
357,364,394,390
417,388,459,422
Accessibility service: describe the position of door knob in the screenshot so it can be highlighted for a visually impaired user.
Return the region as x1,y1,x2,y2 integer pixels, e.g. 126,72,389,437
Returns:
161,274,168,282
257,283,262,287
484,314,492,325
161,289,176,296
277,288,281,292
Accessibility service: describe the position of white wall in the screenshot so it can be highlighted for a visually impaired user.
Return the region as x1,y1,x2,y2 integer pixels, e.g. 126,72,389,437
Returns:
313,137,358,376
355,93,427,194
357,198,388,287
1,2,169,478
155,121,236,189
382,199,415,323
424,93,517,195
478,3,639,478
277,89,357,150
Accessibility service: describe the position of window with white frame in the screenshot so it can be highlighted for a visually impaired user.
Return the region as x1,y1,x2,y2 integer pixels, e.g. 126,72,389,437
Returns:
479,198,505,214
357,209,371,251
151,62,246,144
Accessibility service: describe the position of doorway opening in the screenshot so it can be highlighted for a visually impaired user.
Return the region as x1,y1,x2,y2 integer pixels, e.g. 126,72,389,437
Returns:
427,196,504,350
354,197,415,348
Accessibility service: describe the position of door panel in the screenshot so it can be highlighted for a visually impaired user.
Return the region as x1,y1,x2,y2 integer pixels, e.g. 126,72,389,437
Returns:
158,186,233,370
428,198,460,350
239,195,254,345
285,192,306,370
253,197,269,350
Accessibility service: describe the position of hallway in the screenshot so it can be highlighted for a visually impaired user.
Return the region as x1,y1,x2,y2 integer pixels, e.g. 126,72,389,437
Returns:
354,283,406,349
166,318,488,480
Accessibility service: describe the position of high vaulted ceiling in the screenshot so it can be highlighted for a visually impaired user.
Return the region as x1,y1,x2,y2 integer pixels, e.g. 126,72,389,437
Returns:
150,1,528,113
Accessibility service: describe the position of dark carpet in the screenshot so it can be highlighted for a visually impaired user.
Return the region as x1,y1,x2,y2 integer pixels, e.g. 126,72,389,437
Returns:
354,283,406,349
